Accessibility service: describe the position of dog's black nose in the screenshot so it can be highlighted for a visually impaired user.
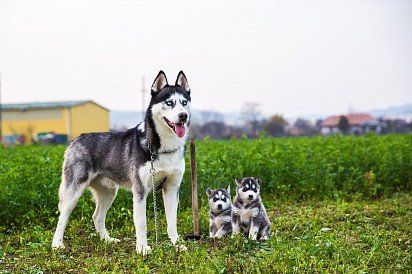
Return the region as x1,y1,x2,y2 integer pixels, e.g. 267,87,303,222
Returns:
248,195,254,199
178,112,188,122
217,204,222,210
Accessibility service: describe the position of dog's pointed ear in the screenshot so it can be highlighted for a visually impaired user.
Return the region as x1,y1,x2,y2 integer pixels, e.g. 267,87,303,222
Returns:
254,177,262,184
151,71,169,94
175,71,190,93
206,187,212,197
235,178,242,186
227,185,231,195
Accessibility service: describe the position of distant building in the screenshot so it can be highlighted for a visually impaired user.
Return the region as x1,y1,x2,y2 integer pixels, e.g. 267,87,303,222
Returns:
320,113,380,135
1,100,109,144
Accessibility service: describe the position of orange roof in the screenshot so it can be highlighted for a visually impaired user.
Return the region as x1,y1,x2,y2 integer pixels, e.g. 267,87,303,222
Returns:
321,113,376,127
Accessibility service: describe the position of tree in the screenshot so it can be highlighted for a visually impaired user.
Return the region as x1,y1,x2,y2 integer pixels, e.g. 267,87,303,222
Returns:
201,111,223,124
337,115,349,134
293,118,317,136
264,114,288,137
241,102,262,137
380,118,411,134
199,121,227,139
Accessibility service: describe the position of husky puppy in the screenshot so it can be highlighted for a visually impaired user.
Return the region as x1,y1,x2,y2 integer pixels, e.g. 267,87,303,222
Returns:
206,186,232,238
52,71,191,255
232,177,270,241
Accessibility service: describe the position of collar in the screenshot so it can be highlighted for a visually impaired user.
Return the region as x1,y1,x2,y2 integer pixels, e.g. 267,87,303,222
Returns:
147,142,180,158
210,206,232,217
149,146,181,157
234,196,260,209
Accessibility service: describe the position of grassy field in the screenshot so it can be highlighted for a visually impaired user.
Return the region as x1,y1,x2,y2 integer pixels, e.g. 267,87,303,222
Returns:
1,194,411,273
0,134,411,272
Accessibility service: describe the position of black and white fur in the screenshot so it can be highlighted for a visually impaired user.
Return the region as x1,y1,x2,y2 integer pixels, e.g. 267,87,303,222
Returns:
206,186,232,238
51,71,191,255
232,177,270,241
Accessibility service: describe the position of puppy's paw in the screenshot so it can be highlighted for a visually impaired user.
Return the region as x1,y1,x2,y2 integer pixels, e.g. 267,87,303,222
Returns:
231,232,240,239
136,244,151,255
248,234,258,241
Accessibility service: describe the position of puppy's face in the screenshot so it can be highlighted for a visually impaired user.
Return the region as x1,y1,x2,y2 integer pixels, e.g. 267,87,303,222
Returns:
235,177,261,202
206,186,231,212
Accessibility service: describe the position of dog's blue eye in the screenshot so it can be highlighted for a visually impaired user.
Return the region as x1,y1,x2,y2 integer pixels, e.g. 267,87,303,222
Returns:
181,100,187,106
213,198,218,202
242,187,248,192
165,101,173,106
222,198,226,202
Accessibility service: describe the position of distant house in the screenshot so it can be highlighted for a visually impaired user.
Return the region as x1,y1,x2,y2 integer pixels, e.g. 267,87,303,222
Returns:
1,100,109,144
320,113,380,135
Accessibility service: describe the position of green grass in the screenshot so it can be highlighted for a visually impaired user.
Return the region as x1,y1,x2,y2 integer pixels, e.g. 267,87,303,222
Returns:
1,134,411,229
0,134,411,272
1,193,411,273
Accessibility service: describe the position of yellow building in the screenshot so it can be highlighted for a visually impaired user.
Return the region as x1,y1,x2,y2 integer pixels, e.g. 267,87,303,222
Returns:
1,100,109,144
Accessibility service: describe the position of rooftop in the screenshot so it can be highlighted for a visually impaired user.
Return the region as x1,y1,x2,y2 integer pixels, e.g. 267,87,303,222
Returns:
1,100,108,111
321,113,377,127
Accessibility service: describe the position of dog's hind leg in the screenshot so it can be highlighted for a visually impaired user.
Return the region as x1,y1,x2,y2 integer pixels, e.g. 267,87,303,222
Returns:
258,223,271,241
89,179,119,243
52,180,87,249
214,222,232,238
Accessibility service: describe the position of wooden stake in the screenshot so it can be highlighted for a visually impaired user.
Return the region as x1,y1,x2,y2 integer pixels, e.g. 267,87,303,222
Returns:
190,139,199,236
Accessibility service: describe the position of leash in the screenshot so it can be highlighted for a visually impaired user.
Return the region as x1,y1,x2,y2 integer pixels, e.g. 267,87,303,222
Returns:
148,146,180,246
149,153,159,245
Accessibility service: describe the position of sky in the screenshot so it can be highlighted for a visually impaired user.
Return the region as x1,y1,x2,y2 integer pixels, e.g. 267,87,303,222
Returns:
0,0,411,118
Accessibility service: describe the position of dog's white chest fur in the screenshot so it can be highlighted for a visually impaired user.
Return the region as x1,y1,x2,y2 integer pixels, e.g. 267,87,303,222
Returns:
138,152,185,189
233,206,259,223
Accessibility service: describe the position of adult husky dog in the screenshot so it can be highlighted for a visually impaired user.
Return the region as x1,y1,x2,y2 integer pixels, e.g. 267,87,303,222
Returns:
52,71,191,254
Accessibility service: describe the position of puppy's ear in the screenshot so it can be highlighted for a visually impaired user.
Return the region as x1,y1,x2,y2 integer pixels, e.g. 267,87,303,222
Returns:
227,185,231,195
151,71,168,95
206,187,212,197
175,71,190,93
235,178,242,186
254,177,262,185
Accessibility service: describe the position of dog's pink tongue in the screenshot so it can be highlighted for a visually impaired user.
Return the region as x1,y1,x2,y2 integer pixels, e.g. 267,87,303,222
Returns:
175,124,186,138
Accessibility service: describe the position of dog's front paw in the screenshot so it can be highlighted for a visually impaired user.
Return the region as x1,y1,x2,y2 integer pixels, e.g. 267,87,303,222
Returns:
168,233,179,245
52,241,65,250
106,237,120,244
136,244,151,255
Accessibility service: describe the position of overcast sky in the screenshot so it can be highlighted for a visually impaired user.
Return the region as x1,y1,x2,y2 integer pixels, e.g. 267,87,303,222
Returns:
0,0,411,118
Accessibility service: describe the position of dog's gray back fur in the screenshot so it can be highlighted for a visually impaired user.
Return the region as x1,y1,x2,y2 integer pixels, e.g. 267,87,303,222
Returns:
232,177,270,241
206,187,232,238
64,127,148,189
